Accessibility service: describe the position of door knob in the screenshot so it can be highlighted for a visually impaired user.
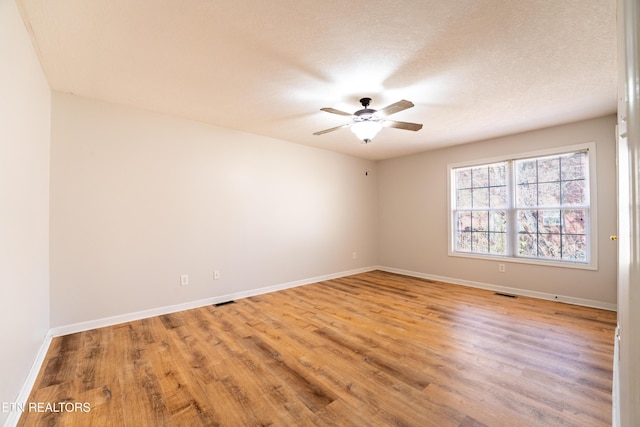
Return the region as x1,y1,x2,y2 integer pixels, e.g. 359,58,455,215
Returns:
610,235,618,241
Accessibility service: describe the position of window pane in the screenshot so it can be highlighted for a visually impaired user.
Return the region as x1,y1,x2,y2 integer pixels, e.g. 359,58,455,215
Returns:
457,211,472,232
471,232,489,253
518,234,537,257
561,180,586,205
516,160,537,184
457,189,472,208
472,211,489,231
472,188,489,208
518,210,537,233
489,232,507,254
539,209,561,234
563,209,586,234
489,211,507,232
456,231,471,252
561,152,586,180
489,163,506,186
538,182,560,206
562,234,587,261
538,157,560,182
516,183,537,207
472,167,489,187
538,233,561,259
456,169,472,189
490,186,507,208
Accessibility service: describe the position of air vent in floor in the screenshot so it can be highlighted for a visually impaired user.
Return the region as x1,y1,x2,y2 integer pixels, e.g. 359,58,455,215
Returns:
494,292,517,298
213,300,236,307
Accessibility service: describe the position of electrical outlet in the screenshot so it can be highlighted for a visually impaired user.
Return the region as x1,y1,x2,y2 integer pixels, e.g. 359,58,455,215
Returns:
498,264,506,273
352,252,357,259
214,270,221,280
180,274,189,286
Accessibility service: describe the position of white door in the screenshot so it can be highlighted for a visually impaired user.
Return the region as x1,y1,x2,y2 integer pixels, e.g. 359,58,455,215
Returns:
616,1,640,425
613,120,630,427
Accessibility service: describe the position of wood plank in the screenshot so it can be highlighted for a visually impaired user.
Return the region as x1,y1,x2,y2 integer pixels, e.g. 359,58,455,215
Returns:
18,271,616,426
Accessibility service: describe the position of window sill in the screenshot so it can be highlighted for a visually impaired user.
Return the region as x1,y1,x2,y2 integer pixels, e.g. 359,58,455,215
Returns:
448,251,598,271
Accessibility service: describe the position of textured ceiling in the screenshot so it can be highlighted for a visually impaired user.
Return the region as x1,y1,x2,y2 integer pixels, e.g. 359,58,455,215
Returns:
17,0,617,160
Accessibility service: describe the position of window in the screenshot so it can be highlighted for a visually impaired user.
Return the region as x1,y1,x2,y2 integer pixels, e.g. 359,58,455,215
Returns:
449,144,596,269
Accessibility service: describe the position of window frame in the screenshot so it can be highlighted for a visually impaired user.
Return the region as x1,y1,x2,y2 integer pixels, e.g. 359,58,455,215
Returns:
447,143,598,270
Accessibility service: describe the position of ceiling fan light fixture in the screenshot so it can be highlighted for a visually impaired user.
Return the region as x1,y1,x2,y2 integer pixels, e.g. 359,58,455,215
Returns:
314,97,421,143
350,119,383,143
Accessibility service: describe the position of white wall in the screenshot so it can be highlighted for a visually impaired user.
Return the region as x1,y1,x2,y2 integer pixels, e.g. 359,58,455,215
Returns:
378,115,617,305
0,0,51,425
49,93,377,327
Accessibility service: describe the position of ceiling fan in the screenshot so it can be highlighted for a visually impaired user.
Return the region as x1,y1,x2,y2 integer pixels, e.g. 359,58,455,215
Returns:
313,97,423,143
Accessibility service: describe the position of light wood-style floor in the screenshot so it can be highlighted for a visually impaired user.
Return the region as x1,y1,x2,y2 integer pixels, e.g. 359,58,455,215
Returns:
18,271,616,426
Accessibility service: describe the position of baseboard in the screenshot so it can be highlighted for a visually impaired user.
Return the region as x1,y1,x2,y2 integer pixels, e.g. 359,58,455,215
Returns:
376,265,617,311
3,331,54,427
49,266,377,337
49,265,616,338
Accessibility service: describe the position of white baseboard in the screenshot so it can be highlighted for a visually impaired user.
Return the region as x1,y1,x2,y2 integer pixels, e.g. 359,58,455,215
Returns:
3,331,54,427
49,266,377,337
376,265,617,311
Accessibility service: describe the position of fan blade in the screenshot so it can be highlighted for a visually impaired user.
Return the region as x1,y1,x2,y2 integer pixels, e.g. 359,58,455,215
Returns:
313,123,351,135
383,120,423,131
377,100,414,117
320,107,354,117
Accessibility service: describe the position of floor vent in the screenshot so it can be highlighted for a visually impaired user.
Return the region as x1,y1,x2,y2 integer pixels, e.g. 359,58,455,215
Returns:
213,300,236,307
494,292,517,298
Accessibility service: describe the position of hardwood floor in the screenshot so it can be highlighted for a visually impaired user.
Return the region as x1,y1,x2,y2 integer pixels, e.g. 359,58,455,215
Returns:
18,271,616,426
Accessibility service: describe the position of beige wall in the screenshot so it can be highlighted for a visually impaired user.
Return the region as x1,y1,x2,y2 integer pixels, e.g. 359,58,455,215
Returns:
378,115,617,305
50,93,378,327
0,0,51,424
46,96,620,327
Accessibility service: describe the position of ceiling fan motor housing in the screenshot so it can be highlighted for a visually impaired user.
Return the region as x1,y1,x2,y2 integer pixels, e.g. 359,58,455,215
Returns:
354,108,378,119
355,97,378,120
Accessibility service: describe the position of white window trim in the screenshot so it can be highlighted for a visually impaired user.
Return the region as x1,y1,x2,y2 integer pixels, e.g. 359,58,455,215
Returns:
447,142,598,271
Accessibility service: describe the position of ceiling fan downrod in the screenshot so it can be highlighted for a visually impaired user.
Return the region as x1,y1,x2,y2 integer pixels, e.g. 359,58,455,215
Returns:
359,97,372,108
